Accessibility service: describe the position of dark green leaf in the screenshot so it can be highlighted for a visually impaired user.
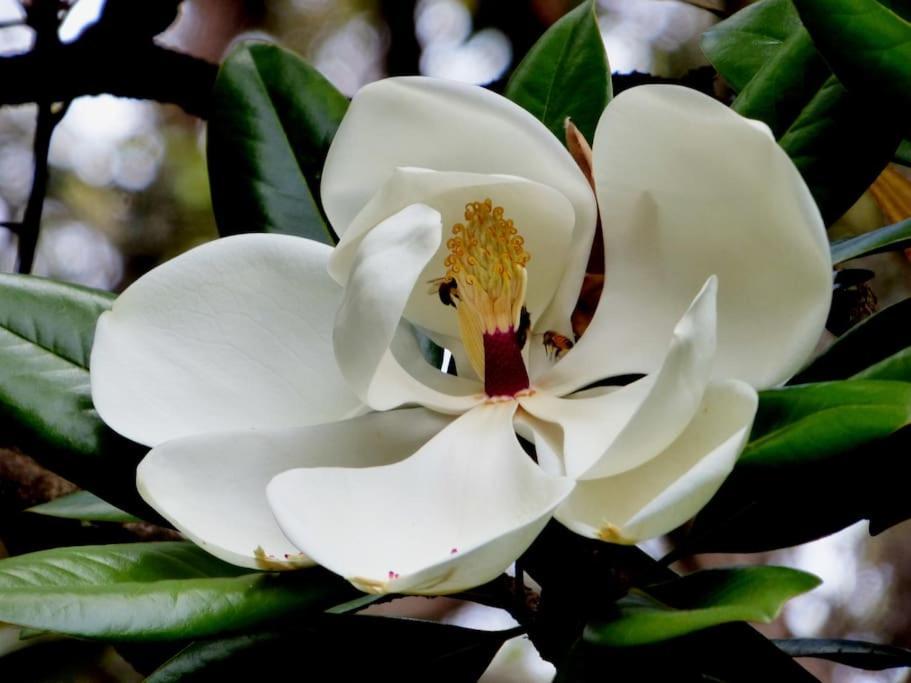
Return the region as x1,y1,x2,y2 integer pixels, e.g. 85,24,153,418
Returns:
793,298,911,382
897,139,911,166
731,30,829,138
412,326,445,372
741,380,911,466
207,42,347,243
700,0,802,91
682,431,911,554
0,274,150,518
831,217,911,263
26,491,141,524
0,273,111,367
776,75,902,225
701,0,902,223
792,0,911,115
866,430,911,534
678,378,911,554
146,633,276,683
560,626,820,682
775,638,911,670
505,0,611,142
148,618,517,682
527,526,818,682
324,593,380,615
847,368,911,533
854,347,911,382
0,542,353,641
585,568,819,647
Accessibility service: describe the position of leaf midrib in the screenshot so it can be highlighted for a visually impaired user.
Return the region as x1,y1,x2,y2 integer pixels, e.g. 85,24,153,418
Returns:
0,323,88,372
539,12,585,129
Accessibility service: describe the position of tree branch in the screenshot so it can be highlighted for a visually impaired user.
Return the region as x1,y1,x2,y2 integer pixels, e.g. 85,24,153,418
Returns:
17,100,55,274
15,0,61,274
0,38,218,119
1,0,214,117
6,0,217,272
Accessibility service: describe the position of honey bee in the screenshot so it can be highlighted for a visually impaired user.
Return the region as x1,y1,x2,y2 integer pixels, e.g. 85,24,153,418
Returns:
542,330,574,360
428,276,459,307
516,307,531,349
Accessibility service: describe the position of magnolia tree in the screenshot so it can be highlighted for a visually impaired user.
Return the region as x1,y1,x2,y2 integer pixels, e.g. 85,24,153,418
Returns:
2,0,911,680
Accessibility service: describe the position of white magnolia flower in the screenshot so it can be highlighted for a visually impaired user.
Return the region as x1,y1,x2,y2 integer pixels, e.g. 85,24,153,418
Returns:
90,79,832,595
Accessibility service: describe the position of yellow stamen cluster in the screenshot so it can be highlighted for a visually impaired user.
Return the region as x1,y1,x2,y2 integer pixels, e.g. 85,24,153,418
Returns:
439,199,530,381
444,199,530,334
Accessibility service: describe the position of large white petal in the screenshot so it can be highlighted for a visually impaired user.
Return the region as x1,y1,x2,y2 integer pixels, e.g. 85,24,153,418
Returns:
555,380,757,543
321,77,597,337
525,277,717,479
581,84,831,388
392,324,482,397
90,234,362,447
513,408,565,478
267,402,574,595
328,168,576,340
334,203,483,413
137,408,452,570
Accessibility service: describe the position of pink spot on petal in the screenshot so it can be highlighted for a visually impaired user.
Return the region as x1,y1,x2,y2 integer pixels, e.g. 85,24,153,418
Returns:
450,548,458,554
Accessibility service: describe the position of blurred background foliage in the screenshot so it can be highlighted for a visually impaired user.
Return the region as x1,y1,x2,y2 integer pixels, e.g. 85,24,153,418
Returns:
0,1,909,681
0,0,732,292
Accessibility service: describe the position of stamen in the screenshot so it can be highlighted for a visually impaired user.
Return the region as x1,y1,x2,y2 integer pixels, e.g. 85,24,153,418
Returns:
430,198,532,397
445,199,530,336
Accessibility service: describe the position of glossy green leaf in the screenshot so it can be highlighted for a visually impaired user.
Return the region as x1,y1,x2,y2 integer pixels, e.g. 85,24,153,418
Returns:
505,0,611,142
148,619,517,682
324,593,380,615
866,429,911,534
854,347,911,382
701,0,902,223
831,217,911,263
864,448,911,536
677,378,911,555
774,638,911,670
794,298,911,382
683,428,911,554
741,380,911,466
0,543,354,641
700,0,802,91
792,0,911,114
411,325,445,373
586,568,820,647
147,633,276,682
528,526,817,682
208,42,347,243
0,274,150,518
776,75,902,225
27,491,141,524
897,139,911,166
0,274,111,367
562,624,819,682
731,30,829,139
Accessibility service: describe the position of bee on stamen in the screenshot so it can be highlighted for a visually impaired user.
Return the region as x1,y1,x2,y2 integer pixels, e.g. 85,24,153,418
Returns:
516,307,531,349
428,276,459,308
542,330,574,360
